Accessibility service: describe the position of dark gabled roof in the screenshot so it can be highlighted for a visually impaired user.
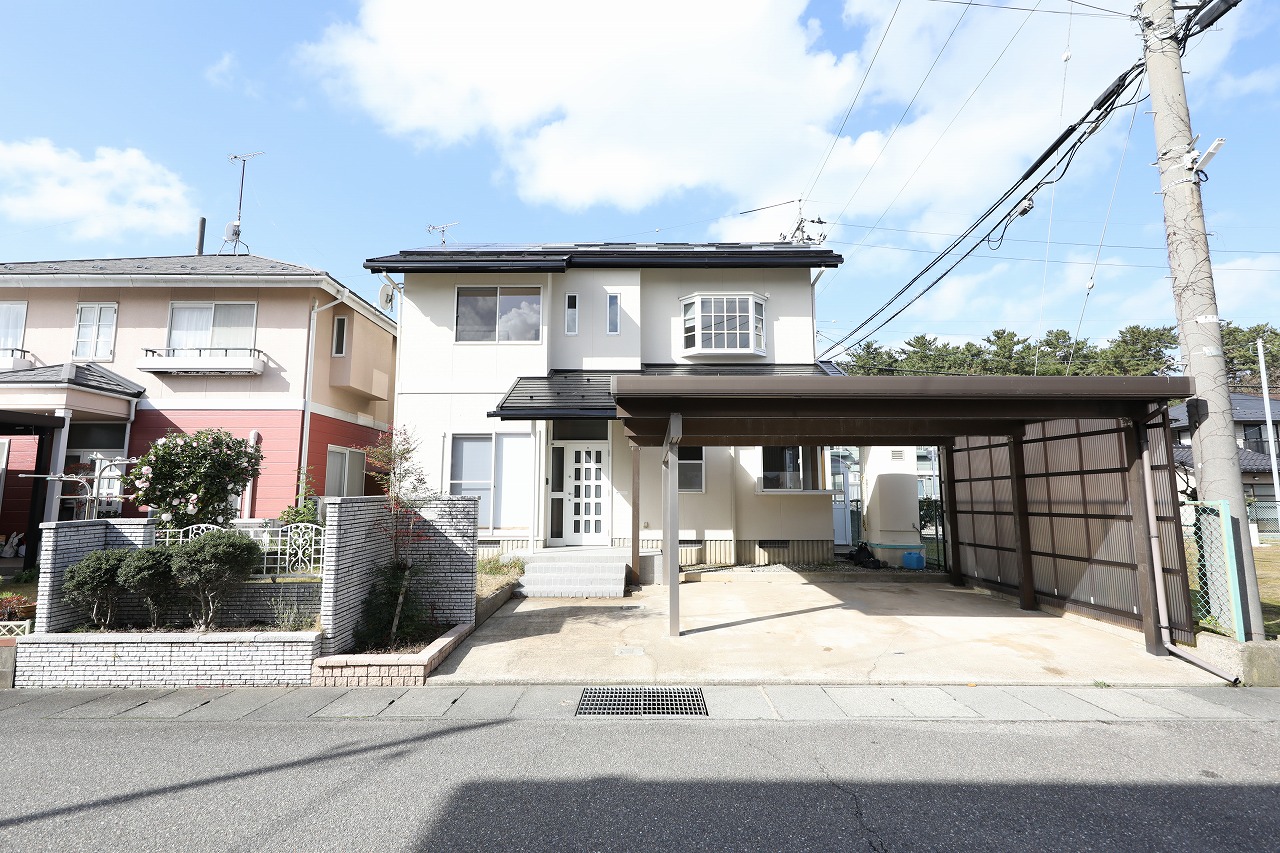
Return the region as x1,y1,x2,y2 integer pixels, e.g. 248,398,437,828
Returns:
1173,445,1275,474
366,242,843,274
1169,392,1280,428
0,363,146,397
489,363,845,419
0,254,323,277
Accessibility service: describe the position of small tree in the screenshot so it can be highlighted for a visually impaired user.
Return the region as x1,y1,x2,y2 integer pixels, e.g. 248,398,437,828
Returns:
361,428,437,638
171,530,262,629
118,546,177,628
130,429,264,528
63,550,128,628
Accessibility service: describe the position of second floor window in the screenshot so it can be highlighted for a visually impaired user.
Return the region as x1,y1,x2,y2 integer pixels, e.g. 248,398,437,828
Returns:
0,302,26,351
681,294,766,354
456,287,541,342
168,302,256,354
332,315,349,357
74,303,117,359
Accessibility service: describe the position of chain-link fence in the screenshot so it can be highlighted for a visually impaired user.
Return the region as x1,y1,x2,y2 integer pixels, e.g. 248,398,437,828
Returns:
1247,500,1279,539
1182,500,1247,641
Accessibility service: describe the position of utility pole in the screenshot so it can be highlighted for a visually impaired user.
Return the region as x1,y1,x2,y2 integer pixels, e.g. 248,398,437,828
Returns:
1140,0,1264,640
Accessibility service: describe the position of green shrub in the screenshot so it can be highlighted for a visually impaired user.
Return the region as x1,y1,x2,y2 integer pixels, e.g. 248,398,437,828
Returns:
270,595,318,632
171,530,262,630
130,428,263,528
62,549,128,627
118,546,177,628
477,555,525,576
352,560,439,652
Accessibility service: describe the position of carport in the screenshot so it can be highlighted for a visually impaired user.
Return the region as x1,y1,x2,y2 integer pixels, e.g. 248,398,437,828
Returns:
612,375,1197,658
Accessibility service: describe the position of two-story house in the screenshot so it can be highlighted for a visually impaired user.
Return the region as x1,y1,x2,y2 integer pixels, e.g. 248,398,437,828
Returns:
366,242,844,584
0,255,396,543
1169,392,1279,503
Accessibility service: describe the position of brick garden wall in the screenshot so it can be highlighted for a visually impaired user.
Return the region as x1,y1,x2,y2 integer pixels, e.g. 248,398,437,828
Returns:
320,496,395,655
16,632,321,688
36,518,154,633
319,494,478,655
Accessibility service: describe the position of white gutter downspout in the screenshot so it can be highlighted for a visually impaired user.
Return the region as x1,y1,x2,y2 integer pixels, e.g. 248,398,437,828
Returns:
299,289,347,505
1139,420,1240,684
242,430,262,519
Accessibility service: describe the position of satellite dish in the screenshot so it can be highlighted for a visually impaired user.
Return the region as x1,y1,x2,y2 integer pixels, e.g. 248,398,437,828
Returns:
224,220,241,241
378,280,396,311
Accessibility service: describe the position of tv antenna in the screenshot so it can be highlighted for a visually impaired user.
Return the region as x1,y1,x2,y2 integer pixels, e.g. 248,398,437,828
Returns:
426,222,459,245
220,151,264,255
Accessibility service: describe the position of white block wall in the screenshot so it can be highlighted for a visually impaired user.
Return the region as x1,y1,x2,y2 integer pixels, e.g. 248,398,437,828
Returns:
15,632,322,688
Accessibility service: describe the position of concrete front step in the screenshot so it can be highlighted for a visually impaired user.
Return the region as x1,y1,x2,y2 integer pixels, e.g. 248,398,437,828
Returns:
517,560,626,598
518,550,640,565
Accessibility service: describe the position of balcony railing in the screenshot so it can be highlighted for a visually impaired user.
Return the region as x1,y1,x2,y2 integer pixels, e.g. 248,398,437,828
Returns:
0,348,33,370
137,347,266,376
1243,438,1275,456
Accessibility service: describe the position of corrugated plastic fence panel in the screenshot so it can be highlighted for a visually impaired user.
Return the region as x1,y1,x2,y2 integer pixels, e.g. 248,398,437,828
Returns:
950,414,1194,642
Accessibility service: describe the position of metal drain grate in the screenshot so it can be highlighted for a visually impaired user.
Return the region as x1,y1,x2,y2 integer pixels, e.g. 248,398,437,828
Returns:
576,687,708,717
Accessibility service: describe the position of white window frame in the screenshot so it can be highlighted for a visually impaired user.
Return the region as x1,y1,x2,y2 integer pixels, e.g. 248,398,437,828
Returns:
332,315,349,357
0,301,27,352
324,445,366,497
448,433,533,530
760,445,824,492
680,292,767,355
454,286,542,344
677,445,704,493
565,293,579,336
73,302,118,361
166,301,258,352
605,293,621,336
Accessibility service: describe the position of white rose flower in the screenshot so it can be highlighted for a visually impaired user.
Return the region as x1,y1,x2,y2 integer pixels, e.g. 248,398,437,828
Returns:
160,512,173,522
186,506,197,514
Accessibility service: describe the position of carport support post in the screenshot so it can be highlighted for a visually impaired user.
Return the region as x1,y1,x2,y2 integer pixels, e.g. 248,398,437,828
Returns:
1007,430,1037,611
941,444,965,587
663,414,682,636
630,444,641,587
1124,416,1169,656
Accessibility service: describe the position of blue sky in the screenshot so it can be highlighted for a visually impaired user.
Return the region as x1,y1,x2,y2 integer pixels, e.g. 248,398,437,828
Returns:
2,0,1276,359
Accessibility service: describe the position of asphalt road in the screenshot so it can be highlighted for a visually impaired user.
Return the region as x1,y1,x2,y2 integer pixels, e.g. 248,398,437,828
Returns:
3,713,1278,852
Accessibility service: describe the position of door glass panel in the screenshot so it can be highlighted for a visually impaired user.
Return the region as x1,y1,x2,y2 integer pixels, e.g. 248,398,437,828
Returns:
551,447,564,492
551,498,563,539
574,520,580,533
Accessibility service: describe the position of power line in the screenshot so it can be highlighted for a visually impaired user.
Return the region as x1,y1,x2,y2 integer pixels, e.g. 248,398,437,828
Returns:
801,0,903,204
818,0,1043,297
817,59,1148,359
924,0,1126,16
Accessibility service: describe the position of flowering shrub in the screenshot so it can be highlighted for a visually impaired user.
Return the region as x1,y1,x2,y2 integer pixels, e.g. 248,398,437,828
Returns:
130,429,264,528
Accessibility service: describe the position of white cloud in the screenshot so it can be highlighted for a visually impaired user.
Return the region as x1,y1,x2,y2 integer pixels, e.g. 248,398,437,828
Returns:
204,52,236,88
0,139,197,240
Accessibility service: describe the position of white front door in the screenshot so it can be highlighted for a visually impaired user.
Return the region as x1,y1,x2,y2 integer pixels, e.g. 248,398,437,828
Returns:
549,442,610,546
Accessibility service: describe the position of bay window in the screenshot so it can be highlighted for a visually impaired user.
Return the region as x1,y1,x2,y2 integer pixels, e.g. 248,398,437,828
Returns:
681,293,766,355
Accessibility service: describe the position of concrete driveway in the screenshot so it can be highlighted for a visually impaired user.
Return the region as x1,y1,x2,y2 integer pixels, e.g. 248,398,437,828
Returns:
431,574,1222,687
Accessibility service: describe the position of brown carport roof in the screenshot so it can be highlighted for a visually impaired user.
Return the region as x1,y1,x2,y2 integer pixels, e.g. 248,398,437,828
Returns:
611,374,1195,446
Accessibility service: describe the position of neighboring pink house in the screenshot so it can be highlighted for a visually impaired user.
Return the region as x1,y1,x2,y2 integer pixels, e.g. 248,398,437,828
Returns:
0,255,395,547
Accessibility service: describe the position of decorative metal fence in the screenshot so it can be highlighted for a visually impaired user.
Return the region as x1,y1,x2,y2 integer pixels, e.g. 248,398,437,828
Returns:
155,523,326,578
1182,500,1247,642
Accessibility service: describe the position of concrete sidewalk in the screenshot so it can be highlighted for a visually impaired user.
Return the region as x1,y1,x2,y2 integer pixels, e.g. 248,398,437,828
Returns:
430,580,1222,686
2,685,1277,722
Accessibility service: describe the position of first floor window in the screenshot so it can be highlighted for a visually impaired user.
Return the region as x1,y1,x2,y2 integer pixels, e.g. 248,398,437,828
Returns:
456,287,541,342
168,302,256,353
677,446,704,492
762,446,821,491
74,303,117,359
681,293,766,354
0,302,26,350
449,434,533,528
325,447,366,497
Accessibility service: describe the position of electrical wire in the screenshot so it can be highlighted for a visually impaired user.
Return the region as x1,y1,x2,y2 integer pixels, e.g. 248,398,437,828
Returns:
924,0,1125,17
1065,95,1142,375
818,0,1043,296
817,59,1147,360
826,2,974,236
801,0,903,204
